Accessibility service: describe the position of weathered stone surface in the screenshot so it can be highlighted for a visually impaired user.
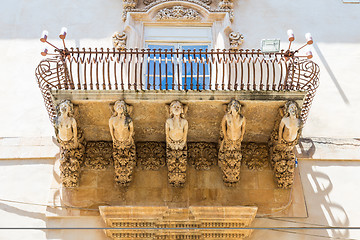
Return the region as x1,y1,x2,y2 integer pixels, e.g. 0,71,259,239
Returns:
137,142,166,170
84,141,112,170
188,142,217,170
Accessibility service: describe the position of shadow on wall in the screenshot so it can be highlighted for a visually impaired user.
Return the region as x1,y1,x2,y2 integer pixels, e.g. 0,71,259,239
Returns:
303,162,350,239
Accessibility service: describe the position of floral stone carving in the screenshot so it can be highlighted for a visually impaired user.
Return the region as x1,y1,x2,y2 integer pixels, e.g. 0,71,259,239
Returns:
242,143,269,170
165,101,189,187
109,100,136,186
84,142,113,170
112,32,127,51
54,100,86,188
229,32,244,50
269,101,303,189
137,142,166,170
122,0,137,20
218,100,246,186
188,142,217,170
156,6,201,21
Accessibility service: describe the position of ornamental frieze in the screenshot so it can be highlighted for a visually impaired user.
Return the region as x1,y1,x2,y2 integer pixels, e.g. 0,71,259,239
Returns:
155,6,201,21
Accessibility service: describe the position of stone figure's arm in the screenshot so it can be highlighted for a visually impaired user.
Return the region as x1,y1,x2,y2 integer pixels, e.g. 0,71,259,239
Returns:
165,119,171,143
72,118,78,147
129,120,134,143
240,117,246,141
109,118,115,142
278,118,285,143
221,116,227,140
183,120,188,143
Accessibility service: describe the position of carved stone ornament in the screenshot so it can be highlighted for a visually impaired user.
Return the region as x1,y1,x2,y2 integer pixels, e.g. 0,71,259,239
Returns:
269,100,303,189
229,32,244,50
188,142,217,170
242,143,269,170
155,6,201,21
84,142,112,170
54,100,86,188
219,0,234,21
144,0,212,5
165,101,189,187
122,0,137,20
109,100,136,186
137,142,166,170
218,100,246,186
112,32,127,51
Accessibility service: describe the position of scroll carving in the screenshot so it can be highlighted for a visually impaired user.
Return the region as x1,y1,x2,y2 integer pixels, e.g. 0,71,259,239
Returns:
165,101,188,187
242,143,269,170
109,100,136,186
218,100,246,186
156,6,201,21
269,101,303,189
188,142,217,170
112,32,127,50
54,100,86,188
137,142,166,170
229,32,244,50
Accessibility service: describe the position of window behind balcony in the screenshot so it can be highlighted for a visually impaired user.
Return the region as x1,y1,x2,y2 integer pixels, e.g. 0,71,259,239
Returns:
144,26,212,90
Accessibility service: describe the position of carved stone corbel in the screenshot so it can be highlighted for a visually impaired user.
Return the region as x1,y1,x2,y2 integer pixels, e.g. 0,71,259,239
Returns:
109,100,136,186
218,100,246,186
269,100,303,189
54,100,86,188
112,32,127,50
229,32,244,50
165,101,189,187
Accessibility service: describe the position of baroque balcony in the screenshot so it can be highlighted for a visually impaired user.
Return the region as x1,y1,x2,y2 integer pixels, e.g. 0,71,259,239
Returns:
36,48,319,123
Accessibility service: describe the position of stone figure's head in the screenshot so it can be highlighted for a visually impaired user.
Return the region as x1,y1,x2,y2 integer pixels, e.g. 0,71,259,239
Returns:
57,100,73,117
226,99,241,115
284,100,300,118
169,100,187,118
114,100,127,115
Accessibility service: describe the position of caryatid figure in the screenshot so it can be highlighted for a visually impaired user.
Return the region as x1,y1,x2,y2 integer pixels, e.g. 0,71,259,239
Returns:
269,100,303,189
165,100,188,187
218,99,246,186
278,101,302,144
54,100,85,187
109,100,136,186
109,100,135,148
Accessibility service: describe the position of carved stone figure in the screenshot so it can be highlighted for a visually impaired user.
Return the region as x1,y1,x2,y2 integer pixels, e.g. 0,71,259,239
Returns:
54,100,85,187
229,32,244,50
112,32,127,51
109,100,136,186
218,100,246,186
165,101,188,187
269,101,303,189
156,6,201,21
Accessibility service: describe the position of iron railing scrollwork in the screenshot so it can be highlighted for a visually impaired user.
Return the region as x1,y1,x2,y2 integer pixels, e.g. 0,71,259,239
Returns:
35,48,319,123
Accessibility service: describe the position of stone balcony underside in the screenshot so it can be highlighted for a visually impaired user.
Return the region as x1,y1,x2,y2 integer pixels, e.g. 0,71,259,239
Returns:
52,90,306,143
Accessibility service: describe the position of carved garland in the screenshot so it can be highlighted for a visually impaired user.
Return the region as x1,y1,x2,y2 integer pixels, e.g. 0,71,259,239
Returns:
155,6,201,21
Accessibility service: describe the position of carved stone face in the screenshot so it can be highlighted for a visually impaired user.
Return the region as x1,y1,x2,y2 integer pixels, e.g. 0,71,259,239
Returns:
228,100,240,114
288,103,297,116
170,101,183,116
59,102,70,115
114,101,126,115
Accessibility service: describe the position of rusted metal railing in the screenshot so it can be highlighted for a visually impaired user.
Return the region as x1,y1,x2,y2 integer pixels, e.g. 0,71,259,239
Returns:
36,48,319,123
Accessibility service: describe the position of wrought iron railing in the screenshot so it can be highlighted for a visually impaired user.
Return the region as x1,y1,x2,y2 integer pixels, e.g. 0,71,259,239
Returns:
35,48,319,123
